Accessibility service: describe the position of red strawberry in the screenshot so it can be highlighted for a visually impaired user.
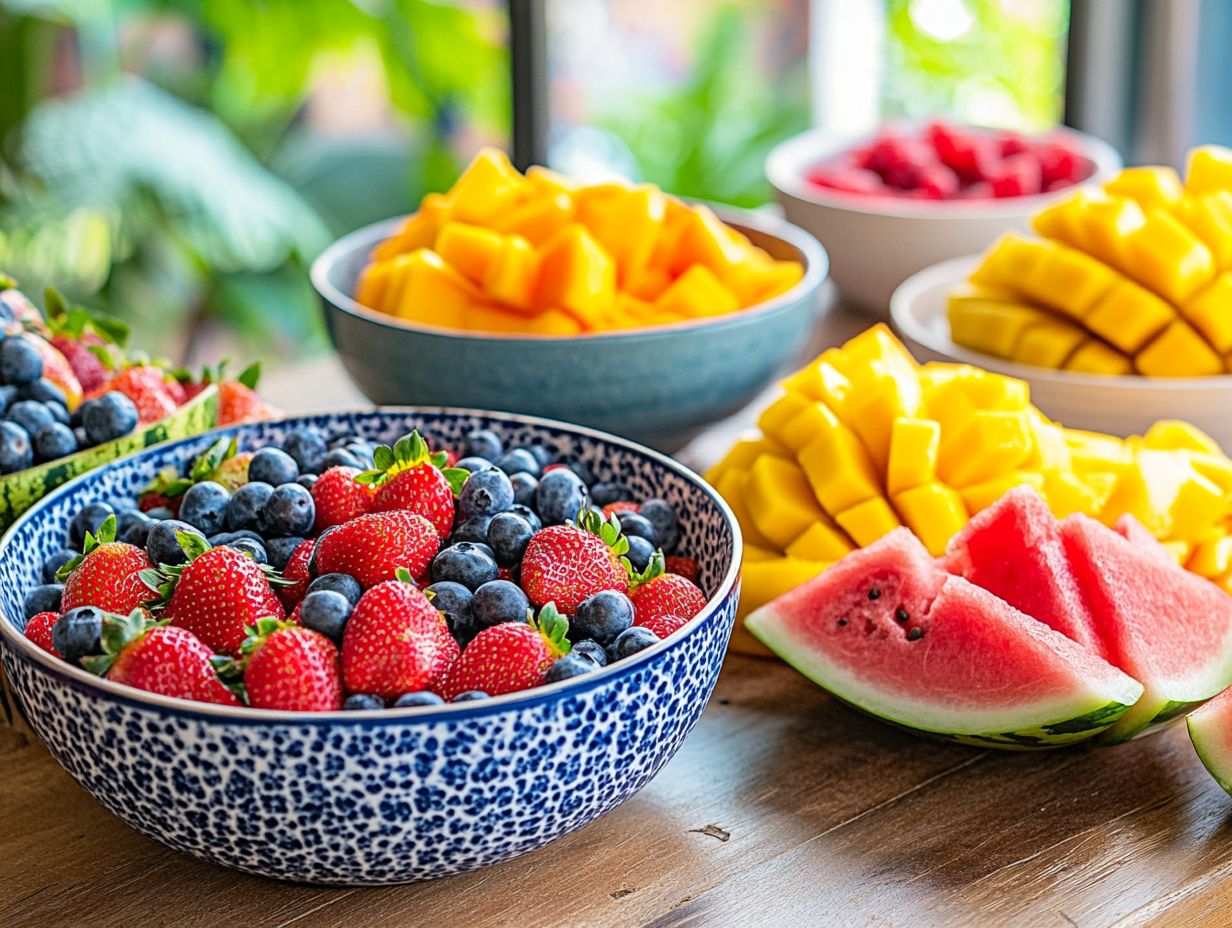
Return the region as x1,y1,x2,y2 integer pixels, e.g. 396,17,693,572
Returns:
636,612,688,639
520,511,629,614
315,510,440,589
341,571,457,700
106,364,179,423
627,551,706,626
439,603,570,700
23,332,83,410
51,334,109,394
24,611,61,656
238,619,343,711
83,610,239,706
60,515,152,614
360,431,468,537
278,538,317,611
154,537,286,656
313,465,375,531
664,555,699,583
218,379,279,425
602,500,640,519
44,288,127,395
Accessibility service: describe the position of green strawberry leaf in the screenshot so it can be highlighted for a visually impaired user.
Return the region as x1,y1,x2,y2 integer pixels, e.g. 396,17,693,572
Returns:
0,273,16,290
43,286,69,320
442,467,470,497
625,548,666,588
394,566,415,584
82,608,150,676
373,444,395,471
176,530,211,562
534,602,572,656
359,429,436,487
236,361,261,390
57,514,118,580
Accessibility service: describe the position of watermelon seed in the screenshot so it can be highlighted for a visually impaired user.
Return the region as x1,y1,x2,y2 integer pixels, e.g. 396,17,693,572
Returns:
906,627,923,641
837,618,848,627
895,607,909,623
868,587,881,601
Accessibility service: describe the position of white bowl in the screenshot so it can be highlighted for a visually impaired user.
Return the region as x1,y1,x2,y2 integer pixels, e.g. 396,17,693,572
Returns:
766,126,1122,315
890,256,1232,451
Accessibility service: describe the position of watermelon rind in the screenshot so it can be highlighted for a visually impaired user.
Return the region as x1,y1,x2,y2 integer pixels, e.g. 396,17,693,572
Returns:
747,606,1145,750
1188,701,1232,795
0,386,219,532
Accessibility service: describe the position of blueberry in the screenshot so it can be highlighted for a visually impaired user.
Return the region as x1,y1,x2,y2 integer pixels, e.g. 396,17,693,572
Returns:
344,442,376,468
45,402,70,426
527,444,554,468
486,512,533,566
459,467,514,518
210,529,265,546
229,537,267,564
425,580,473,626
452,690,489,702
451,514,493,545
454,456,491,473
300,590,353,644
0,385,17,415
463,429,503,462
82,392,138,444
573,590,634,645
624,534,655,573
69,501,115,547
284,427,328,475
225,481,274,532
0,337,43,385
118,510,155,546
146,519,204,567
571,639,608,666
8,399,53,437
144,506,174,522
23,583,63,620
33,422,77,461
52,606,104,663
535,468,588,526
328,431,360,449
248,447,299,487
431,542,499,591
0,421,32,474
546,653,596,683
560,458,594,486
321,448,362,471
42,548,76,583
608,626,660,661
495,448,540,478
471,580,530,628
296,473,318,490
21,378,66,407
393,691,446,708
306,572,363,606
343,693,385,710
640,502,679,535
261,483,316,537
509,504,542,532
509,472,538,507
179,481,230,535
616,511,658,546
590,481,633,506
266,535,306,571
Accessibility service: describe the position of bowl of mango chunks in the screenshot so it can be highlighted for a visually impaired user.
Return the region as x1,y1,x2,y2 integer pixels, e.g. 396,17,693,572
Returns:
313,149,828,451
891,146,1232,450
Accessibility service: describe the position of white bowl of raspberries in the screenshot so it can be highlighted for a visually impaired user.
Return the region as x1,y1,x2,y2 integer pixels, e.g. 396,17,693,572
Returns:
765,120,1122,314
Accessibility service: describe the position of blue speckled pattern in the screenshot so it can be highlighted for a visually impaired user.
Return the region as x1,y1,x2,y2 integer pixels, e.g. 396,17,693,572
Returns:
0,409,740,885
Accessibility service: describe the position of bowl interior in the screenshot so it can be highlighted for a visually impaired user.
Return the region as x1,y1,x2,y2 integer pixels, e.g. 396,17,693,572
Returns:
0,408,740,717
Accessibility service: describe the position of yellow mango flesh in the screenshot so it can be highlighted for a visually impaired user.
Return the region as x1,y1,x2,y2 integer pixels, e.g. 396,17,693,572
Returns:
891,483,968,556
835,495,903,547
885,418,940,496
744,455,826,549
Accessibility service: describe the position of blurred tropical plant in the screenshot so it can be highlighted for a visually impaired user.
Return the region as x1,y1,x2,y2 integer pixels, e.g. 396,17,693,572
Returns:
0,0,508,359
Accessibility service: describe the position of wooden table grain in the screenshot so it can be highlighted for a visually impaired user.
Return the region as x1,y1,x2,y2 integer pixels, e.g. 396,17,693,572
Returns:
5,301,1232,928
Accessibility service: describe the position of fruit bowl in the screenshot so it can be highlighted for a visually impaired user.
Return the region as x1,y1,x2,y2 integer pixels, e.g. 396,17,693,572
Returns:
766,125,1121,314
890,256,1232,449
0,408,740,885
312,210,827,452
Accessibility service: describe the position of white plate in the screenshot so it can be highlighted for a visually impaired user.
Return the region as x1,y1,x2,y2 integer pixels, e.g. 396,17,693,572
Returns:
889,256,1232,450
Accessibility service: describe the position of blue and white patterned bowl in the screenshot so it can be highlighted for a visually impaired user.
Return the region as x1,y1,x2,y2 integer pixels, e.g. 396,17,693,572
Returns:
0,409,741,885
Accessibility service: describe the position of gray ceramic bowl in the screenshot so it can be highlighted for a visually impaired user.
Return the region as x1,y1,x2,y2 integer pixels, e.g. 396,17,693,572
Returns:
312,209,827,451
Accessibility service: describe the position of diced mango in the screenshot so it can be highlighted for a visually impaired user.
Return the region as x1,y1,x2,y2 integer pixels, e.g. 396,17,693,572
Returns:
1189,453,1232,494
522,309,585,335
785,518,855,561
835,496,903,547
891,483,968,556
1178,192,1232,269
1135,319,1224,377
714,470,776,551
1078,195,1145,269
948,296,1050,359
1185,145,1232,195
1189,534,1232,578
534,224,616,324
1101,451,1207,537
925,368,1030,434
960,471,1046,514
705,436,786,485
886,418,941,495
672,205,749,284
1122,208,1215,304
743,543,778,564
1104,166,1184,212
372,194,452,260
1012,318,1087,368
490,191,574,246
436,222,504,286
968,234,1057,294
1044,469,1116,519
655,264,739,319
464,302,537,334
756,392,810,446
355,257,398,310
937,410,1033,487
1063,341,1134,376
797,404,882,514
1142,420,1224,455
448,148,524,225
1181,272,1232,354
835,323,920,378
844,370,923,475
481,234,540,312
1031,189,1095,249
386,249,478,330
577,184,666,286
1024,414,1072,472
1084,279,1176,354
1162,540,1192,565
738,557,831,620
744,455,827,549
777,401,844,455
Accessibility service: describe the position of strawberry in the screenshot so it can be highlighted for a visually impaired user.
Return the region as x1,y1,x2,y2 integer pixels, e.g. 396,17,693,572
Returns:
236,618,343,711
82,609,239,706
439,603,570,700
45,291,129,394
148,535,286,656
106,364,179,423
635,612,689,639
358,431,468,537
278,538,317,611
218,379,279,425
341,569,457,700
51,334,108,394
602,500,640,519
26,332,83,410
520,510,629,614
627,551,706,626
24,611,61,656
315,510,440,589
312,465,375,531
664,555,699,583
59,515,153,614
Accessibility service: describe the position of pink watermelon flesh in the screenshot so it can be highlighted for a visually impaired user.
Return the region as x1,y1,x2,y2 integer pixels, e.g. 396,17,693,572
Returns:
943,486,1107,660
1113,512,1174,564
746,528,1143,745
1061,513,1232,739
1187,686,1232,794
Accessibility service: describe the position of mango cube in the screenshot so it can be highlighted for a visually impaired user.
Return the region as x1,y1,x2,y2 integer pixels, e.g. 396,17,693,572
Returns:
835,495,903,547
891,483,968,556
785,518,855,561
386,249,478,330
578,184,666,285
1189,534,1232,578
1185,145,1232,195
743,543,778,564
948,296,1050,358
355,257,398,310
372,193,452,260
1078,196,1145,269
491,191,574,246
937,410,1033,487
534,224,616,324
1104,166,1183,212
1178,192,1232,269
797,405,882,514
714,470,776,551
1142,420,1224,455
1135,319,1224,377
1064,341,1134,376
482,234,540,312
1013,318,1087,369
1084,279,1175,353
960,471,1046,515
1044,469,1116,518
739,557,830,619
1122,208,1215,304
448,148,524,225
655,264,739,319
886,417,941,496
744,455,827,549
1181,272,1232,354
756,392,811,447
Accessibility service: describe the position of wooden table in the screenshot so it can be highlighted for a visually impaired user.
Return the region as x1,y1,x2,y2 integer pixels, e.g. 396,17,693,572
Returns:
5,304,1232,927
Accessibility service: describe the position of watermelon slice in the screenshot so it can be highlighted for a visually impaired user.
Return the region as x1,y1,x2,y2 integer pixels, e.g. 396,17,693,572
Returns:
1113,512,1174,564
746,529,1144,748
1062,513,1232,742
943,486,1107,660
1187,686,1232,794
